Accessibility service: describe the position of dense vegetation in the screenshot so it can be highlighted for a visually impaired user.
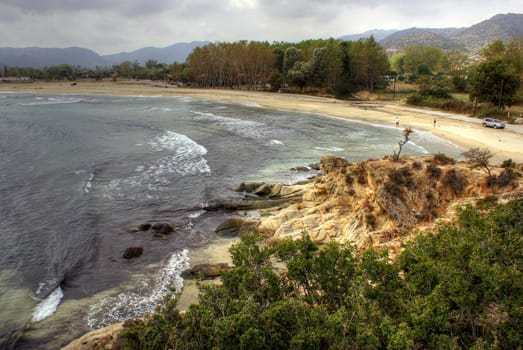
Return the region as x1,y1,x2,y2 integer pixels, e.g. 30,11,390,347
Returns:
3,36,523,113
120,199,523,349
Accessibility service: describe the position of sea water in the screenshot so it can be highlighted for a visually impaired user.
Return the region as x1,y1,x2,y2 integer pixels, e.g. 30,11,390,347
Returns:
0,91,463,349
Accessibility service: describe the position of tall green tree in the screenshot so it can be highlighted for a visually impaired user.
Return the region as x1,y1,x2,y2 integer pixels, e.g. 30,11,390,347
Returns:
390,53,405,75
403,46,443,76
282,47,303,77
470,58,520,108
351,36,390,91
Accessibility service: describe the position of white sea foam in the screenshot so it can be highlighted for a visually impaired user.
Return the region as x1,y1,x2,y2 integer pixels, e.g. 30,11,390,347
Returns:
405,141,430,154
104,131,210,199
19,96,83,106
188,209,206,219
190,110,271,139
174,96,194,103
31,287,64,322
35,279,58,296
182,210,207,229
314,146,344,152
87,249,190,329
84,173,95,193
241,101,262,108
270,139,284,145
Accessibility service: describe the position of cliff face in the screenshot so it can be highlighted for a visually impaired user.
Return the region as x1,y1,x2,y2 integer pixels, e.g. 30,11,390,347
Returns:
255,155,522,252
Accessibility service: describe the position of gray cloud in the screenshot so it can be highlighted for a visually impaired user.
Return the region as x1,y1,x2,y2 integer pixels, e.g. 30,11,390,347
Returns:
1,0,186,17
0,0,522,54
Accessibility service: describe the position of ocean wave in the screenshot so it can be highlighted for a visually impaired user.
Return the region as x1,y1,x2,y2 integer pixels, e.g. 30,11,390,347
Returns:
405,141,430,154
314,146,344,152
188,209,206,219
190,110,272,139
241,101,262,108
31,287,64,323
174,96,194,103
87,249,190,329
19,96,84,106
104,131,210,199
84,173,95,193
181,210,207,229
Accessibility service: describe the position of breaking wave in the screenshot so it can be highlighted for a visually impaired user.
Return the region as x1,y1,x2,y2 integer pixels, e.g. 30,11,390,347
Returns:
104,131,210,199
87,249,190,329
31,287,64,323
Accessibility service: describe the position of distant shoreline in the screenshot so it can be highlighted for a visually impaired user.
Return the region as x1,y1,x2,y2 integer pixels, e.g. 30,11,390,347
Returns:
2,79,523,164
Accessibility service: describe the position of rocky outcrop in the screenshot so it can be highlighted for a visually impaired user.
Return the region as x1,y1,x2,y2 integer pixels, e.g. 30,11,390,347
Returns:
151,222,175,234
254,155,522,251
122,247,143,259
182,263,233,279
215,218,258,236
61,323,124,350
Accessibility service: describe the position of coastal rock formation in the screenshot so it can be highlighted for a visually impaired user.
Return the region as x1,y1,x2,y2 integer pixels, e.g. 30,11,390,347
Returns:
254,155,522,251
122,247,144,259
181,263,233,279
215,217,258,236
138,223,152,231
61,322,125,350
151,222,175,234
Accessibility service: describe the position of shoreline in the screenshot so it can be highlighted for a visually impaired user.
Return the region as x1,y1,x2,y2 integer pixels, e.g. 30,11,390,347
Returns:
4,80,516,349
2,79,523,164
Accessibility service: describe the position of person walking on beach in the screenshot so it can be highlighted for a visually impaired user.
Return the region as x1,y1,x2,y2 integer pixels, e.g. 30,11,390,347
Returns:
433,118,437,127
395,116,400,127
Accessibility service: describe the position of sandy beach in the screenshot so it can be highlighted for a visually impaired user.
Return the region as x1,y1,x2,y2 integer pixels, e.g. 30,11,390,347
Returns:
2,80,523,164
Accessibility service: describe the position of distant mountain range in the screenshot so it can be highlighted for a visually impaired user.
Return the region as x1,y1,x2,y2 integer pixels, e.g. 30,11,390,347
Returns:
0,41,209,69
348,13,523,54
1,13,522,69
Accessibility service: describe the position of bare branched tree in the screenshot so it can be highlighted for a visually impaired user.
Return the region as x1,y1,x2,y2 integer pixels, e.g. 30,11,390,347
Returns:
393,128,414,161
462,147,494,177
462,147,496,192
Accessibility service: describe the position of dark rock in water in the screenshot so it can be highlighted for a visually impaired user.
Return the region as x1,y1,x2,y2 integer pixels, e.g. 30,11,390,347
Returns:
151,222,175,234
181,263,233,279
215,217,258,236
153,232,168,240
290,166,310,172
206,197,300,211
309,162,320,171
234,182,264,193
122,247,143,259
253,184,272,196
138,223,151,231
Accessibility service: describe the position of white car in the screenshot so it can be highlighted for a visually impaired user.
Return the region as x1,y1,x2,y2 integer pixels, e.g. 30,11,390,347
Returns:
482,118,505,129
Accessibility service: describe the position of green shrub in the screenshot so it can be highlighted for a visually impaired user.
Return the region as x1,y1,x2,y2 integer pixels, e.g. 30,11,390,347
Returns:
475,195,498,210
497,167,518,187
432,153,455,165
426,163,442,179
501,158,513,168
442,169,468,194
120,200,523,350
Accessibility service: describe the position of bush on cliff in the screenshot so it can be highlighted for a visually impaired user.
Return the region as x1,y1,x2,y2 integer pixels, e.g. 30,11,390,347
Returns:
120,199,523,350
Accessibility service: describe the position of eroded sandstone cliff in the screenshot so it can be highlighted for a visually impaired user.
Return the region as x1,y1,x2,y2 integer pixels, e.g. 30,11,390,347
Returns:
248,155,522,253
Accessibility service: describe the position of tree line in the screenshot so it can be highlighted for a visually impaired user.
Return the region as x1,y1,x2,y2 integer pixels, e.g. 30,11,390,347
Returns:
2,36,522,109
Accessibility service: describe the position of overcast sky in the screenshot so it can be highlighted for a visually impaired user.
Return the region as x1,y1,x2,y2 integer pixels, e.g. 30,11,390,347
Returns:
1,1,522,55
